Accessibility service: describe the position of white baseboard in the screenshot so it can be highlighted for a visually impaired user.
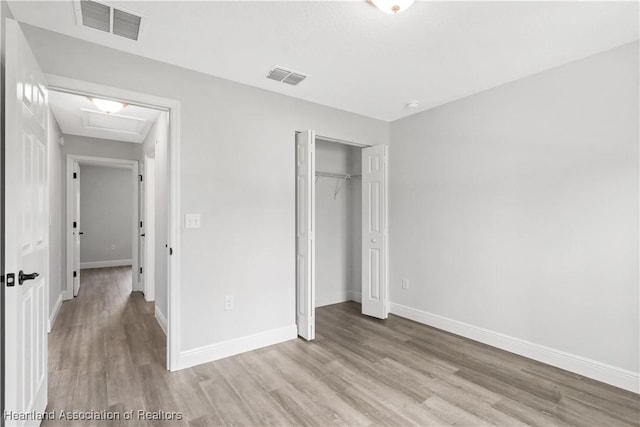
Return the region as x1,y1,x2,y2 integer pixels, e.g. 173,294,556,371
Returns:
80,259,132,269
177,325,297,371
389,303,640,394
62,289,73,301
155,307,168,336
316,291,353,308
48,293,63,333
348,291,362,303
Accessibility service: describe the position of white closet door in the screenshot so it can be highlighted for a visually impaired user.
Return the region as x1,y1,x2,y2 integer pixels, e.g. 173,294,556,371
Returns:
5,17,50,422
362,145,388,319
295,130,315,340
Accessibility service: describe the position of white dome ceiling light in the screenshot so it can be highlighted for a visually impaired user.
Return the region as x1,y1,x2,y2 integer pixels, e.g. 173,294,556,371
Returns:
90,97,127,114
370,0,415,14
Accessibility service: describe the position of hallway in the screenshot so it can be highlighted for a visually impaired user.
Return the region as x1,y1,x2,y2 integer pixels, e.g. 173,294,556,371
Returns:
46,267,169,425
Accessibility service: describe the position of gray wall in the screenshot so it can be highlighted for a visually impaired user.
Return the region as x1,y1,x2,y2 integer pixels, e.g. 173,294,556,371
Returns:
315,140,361,307
142,112,169,320
23,24,390,351
79,165,133,266
47,109,63,322
389,42,639,372
62,134,142,161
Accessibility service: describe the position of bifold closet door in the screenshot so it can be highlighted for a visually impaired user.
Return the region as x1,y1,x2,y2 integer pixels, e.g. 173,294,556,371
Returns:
362,145,388,319
295,130,316,340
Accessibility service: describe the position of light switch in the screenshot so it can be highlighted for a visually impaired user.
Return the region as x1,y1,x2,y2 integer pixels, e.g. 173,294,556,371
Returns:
184,214,201,229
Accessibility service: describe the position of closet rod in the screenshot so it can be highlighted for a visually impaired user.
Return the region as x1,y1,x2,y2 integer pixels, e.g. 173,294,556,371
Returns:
315,171,362,180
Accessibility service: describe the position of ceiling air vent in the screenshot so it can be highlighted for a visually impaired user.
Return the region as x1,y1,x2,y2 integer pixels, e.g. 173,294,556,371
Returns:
267,67,307,86
76,0,143,41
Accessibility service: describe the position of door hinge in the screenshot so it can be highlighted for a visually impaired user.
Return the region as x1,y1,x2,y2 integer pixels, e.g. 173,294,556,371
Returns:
139,174,143,182
139,267,143,274
73,271,77,278
73,172,77,179
169,247,173,256
140,221,143,228
73,221,77,228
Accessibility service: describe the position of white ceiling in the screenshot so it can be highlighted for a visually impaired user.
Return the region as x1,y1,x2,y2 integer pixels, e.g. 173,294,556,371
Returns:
49,90,161,143
11,1,639,121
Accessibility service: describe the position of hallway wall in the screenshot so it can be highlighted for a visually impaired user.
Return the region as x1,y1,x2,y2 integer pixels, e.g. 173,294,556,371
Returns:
142,113,169,325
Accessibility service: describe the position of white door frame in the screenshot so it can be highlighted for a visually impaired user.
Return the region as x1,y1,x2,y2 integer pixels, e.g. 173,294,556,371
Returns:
48,74,181,372
295,132,389,337
65,155,139,296
143,155,156,302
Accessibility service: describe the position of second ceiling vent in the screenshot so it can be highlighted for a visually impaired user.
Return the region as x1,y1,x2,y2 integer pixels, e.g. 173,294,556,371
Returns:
76,0,143,41
267,67,307,86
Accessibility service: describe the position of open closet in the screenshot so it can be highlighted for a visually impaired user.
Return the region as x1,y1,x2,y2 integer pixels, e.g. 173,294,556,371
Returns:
295,130,388,340
315,139,362,307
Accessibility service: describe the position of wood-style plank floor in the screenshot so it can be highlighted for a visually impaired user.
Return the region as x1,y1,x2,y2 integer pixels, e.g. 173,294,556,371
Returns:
46,267,639,426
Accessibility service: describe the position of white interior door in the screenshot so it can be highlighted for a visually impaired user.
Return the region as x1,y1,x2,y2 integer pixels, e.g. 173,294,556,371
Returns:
72,161,81,297
295,130,315,340
5,18,49,422
361,145,388,319
144,156,156,301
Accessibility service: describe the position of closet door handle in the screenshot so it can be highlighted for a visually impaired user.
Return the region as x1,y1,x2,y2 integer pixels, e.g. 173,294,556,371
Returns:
371,238,377,243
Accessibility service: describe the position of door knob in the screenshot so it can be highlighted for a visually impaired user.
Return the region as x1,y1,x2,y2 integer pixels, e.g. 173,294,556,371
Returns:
18,271,39,285
371,238,376,243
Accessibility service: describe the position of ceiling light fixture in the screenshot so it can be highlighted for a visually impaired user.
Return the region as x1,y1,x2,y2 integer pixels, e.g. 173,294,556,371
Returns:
370,0,415,14
90,97,127,114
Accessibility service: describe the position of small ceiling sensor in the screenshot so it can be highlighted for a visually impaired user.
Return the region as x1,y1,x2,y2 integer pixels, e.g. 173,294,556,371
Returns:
406,100,420,109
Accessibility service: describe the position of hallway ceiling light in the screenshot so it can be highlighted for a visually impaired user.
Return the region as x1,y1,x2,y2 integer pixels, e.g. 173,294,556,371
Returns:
90,97,127,114
370,0,415,14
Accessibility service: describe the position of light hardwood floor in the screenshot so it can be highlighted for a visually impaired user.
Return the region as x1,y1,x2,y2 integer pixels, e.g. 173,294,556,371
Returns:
46,267,639,426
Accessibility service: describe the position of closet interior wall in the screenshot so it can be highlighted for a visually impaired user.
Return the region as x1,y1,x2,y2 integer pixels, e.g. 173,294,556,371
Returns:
315,139,362,307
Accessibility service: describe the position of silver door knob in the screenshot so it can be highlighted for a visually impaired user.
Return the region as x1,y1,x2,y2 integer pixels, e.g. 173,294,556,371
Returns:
371,238,376,243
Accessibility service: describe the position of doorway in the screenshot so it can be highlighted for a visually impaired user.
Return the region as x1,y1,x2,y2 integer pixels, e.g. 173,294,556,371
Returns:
295,130,389,340
45,75,181,371
65,155,139,297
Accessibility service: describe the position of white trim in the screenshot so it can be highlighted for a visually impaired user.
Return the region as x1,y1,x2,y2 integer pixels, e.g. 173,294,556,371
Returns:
80,259,133,269
348,291,362,303
316,291,353,308
48,74,182,372
155,307,168,336
177,325,298,371
48,293,63,333
143,155,156,302
389,302,640,394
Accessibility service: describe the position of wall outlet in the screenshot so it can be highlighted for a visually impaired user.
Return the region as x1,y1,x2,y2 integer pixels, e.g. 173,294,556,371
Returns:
185,213,201,229
225,295,234,311
402,278,410,290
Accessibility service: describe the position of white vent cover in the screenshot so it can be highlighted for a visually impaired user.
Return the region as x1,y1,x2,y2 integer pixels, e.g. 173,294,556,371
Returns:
267,67,307,86
75,0,143,41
